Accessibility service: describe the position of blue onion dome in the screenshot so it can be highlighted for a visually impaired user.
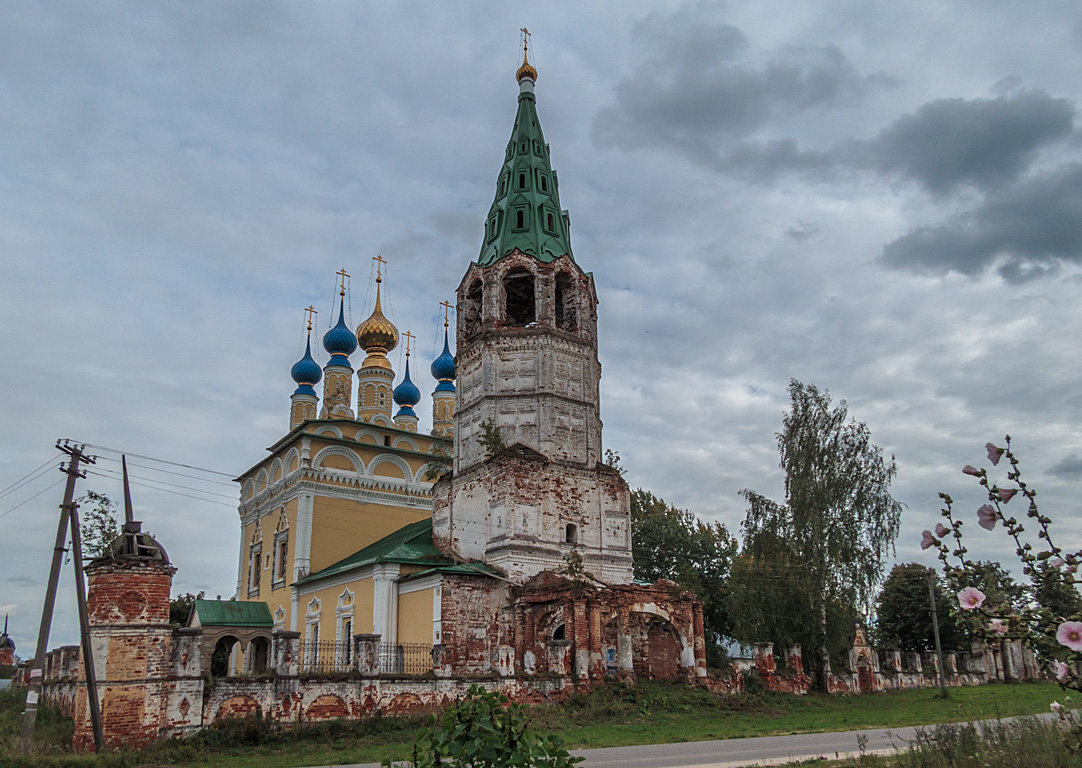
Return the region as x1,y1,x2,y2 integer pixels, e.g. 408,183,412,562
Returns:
393,359,421,407
291,335,322,395
322,296,357,364
430,329,456,382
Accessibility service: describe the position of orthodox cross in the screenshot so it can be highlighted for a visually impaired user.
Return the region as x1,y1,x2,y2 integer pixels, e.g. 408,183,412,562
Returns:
521,27,531,63
403,330,415,358
440,300,453,328
304,305,317,332
373,254,387,282
336,267,349,296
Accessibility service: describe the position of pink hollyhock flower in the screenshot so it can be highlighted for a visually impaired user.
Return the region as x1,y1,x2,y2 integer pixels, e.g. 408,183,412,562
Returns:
1052,701,1063,715
963,465,982,477
1052,660,1070,683
958,587,986,610
986,443,1005,466
921,530,937,550
977,504,998,531
989,619,1008,635
1051,557,1066,569
995,488,1019,503
935,523,950,538
1057,621,1082,652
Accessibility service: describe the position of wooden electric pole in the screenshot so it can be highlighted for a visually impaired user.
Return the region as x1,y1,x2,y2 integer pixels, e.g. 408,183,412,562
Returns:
69,498,104,750
21,441,94,753
928,571,948,697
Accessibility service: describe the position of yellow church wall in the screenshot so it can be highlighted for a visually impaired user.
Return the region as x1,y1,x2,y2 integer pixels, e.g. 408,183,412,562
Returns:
309,496,430,573
397,588,434,645
299,576,375,641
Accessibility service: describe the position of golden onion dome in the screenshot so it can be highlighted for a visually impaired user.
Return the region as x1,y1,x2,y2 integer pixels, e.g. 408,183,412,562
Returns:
516,60,537,84
355,282,399,354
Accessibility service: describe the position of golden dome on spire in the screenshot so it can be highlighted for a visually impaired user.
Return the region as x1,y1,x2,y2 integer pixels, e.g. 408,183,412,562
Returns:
516,27,537,83
355,278,399,365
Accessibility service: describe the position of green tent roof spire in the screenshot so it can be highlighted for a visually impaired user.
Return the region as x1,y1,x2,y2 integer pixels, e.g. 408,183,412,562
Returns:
477,57,574,267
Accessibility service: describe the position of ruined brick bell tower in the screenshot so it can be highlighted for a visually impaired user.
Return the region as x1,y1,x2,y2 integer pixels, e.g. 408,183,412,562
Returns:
432,41,633,583
73,470,179,751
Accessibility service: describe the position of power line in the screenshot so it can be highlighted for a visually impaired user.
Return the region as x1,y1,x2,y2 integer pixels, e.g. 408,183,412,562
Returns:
70,441,235,478
86,466,237,501
0,453,62,500
0,477,66,521
83,469,235,508
93,455,236,488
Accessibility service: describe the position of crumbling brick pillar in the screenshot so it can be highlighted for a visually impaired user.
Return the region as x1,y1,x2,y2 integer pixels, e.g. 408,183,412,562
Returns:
693,604,707,677
572,597,589,680
353,634,380,676
588,600,604,679
272,631,300,676
786,645,804,675
513,604,526,673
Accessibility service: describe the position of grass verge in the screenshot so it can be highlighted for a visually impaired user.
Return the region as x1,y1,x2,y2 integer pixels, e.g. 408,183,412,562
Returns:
0,680,1066,768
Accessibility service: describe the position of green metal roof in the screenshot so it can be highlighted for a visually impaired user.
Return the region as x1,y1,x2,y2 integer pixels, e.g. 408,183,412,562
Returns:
192,600,273,627
477,79,574,267
399,561,503,583
295,518,451,586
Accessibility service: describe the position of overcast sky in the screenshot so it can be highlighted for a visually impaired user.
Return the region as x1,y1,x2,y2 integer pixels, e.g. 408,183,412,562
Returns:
3,1,1082,653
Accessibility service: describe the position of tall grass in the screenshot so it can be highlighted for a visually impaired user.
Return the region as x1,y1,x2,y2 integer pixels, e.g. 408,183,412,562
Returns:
895,717,1082,768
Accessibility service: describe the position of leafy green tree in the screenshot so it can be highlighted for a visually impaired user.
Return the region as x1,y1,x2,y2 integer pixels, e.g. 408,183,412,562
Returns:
383,684,581,768
1030,562,1082,621
727,527,859,669
876,563,965,651
738,380,902,688
78,490,120,560
169,591,206,626
631,489,738,667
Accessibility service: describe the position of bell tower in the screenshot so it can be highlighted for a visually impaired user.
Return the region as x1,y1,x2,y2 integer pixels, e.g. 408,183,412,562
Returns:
433,37,632,583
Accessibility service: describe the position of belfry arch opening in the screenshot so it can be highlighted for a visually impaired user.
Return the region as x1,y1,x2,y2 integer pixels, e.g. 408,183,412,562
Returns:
503,268,535,327
463,278,484,340
554,272,577,332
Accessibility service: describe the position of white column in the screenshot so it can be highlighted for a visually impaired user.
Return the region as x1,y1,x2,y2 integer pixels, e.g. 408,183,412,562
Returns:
371,563,400,645
293,493,314,580
236,517,247,598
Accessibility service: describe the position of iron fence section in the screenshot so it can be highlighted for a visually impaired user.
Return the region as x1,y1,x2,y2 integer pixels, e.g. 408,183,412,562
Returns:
378,642,433,675
300,640,352,672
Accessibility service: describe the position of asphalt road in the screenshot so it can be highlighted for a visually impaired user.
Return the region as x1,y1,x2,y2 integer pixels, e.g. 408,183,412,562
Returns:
313,722,922,768
311,712,1058,768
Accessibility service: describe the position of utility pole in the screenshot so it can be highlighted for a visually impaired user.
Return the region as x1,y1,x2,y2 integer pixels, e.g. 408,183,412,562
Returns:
69,499,104,750
21,441,95,753
928,571,948,697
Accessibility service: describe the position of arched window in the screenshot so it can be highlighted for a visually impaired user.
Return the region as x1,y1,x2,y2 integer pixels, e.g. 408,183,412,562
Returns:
518,172,526,189
555,272,577,332
565,523,577,544
503,268,535,326
552,623,566,641
540,175,548,192
516,210,524,229
463,279,484,340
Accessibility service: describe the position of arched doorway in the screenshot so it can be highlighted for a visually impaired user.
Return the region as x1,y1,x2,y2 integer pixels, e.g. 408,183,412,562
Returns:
211,635,239,677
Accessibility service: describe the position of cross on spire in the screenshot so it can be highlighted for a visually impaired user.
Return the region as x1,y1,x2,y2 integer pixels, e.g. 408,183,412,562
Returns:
336,267,349,296
403,329,415,357
521,27,531,64
373,254,387,282
440,300,453,328
304,305,317,332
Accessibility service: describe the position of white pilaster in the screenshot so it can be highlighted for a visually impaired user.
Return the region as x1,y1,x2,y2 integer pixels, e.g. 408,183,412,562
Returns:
371,563,400,645
293,493,314,580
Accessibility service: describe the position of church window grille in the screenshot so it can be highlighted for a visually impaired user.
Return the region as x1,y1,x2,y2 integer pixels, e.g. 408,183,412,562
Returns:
503,268,535,326
555,272,578,332
272,530,289,587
